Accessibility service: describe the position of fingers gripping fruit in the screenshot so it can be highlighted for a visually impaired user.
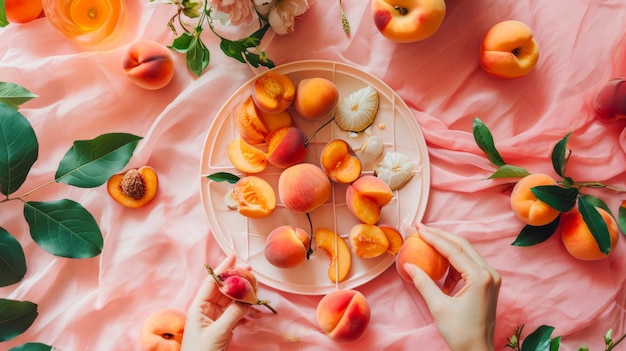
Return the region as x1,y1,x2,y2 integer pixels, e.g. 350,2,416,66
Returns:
205,264,277,314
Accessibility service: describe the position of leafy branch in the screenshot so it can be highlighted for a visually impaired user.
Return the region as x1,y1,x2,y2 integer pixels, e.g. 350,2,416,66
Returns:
506,324,625,351
472,117,626,251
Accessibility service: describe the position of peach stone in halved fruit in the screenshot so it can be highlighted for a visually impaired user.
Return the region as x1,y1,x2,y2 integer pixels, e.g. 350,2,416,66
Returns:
320,139,362,184
315,228,352,283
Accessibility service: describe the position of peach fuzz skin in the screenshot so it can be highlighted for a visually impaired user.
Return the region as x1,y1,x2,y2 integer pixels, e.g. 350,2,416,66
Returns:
278,163,331,213
123,41,175,90
139,309,186,351
316,289,371,343
371,0,446,43
346,175,393,224
294,78,339,120
264,225,310,268
510,173,560,226
560,207,619,261
5,0,43,23
396,232,449,282
479,20,540,79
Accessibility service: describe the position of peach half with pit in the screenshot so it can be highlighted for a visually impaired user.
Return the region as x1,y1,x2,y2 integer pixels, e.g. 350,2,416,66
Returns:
234,96,292,145
315,228,352,283
396,232,449,282
139,309,186,351
123,41,175,90
316,289,371,343
252,71,296,114
294,77,339,120
346,175,394,224
278,163,332,214
320,139,362,184
107,166,158,209
264,225,310,268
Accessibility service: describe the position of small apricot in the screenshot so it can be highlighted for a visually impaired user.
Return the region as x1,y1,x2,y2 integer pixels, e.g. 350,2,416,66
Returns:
278,163,331,214
315,228,352,283
396,232,449,282
560,206,619,261
264,225,310,268
294,77,339,120
107,166,158,208
320,139,362,184
510,173,561,226
316,289,371,343
139,309,186,351
227,137,267,174
252,71,295,114
232,175,276,218
123,41,175,90
5,0,43,24
348,223,389,258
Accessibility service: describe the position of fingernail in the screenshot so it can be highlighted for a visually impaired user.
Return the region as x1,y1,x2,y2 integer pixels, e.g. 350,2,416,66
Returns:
404,263,417,275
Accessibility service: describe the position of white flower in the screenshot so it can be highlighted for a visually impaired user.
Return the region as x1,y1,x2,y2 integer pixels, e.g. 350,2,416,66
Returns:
254,0,276,16
209,0,257,26
267,0,309,35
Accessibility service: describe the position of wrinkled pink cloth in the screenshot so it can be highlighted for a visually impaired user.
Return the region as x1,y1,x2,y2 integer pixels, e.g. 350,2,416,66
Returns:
1,0,625,350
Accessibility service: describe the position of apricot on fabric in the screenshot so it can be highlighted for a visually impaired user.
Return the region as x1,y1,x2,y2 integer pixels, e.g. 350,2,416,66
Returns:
107,166,158,208
5,0,43,23
139,309,186,351
316,289,371,343
123,41,175,90
510,173,560,226
560,206,619,261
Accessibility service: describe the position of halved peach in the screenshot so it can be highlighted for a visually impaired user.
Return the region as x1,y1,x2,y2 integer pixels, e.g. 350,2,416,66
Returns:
266,126,308,169
351,175,393,206
320,139,362,184
346,175,393,224
227,137,267,173
315,228,352,283
107,166,158,208
253,71,296,114
378,224,404,255
233,176,276,218
235,96,269,145
348,223,389,258
259,109,292,136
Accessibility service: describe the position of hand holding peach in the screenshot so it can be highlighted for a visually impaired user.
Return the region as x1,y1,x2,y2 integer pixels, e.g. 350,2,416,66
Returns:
479,20,539,79
402,226,500,351
372,0,446,43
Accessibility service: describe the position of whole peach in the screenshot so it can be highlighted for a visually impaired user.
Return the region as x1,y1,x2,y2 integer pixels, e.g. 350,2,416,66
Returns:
316,289,371,343
510,173,560,226
560,206,619,261
139,309,186,351
396,232,449,282
479,20,540,79
278,163,331,213
594,78,626,123
371,0,446,43
264,225,310,268
5,0,43,23
294,78,339,120
123,41,175,90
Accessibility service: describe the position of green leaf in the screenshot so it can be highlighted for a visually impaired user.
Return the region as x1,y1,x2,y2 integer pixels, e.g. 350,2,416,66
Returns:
550,336,561,351
207,172,240,184
0,82,38,109
551,133,571,177
187,36,210,76
220,39,247,64
55,133,142,188
24,200,103,258
169,32,194,53
531,185,578,212
578,197,611,255
0,102,39,196
0,299,38,342
579,194,611,215
521,325,555,351
0,227,26,287
512,216,560,246
9,343,53,351
619,202,626,235
0,0,7,28
472,117,506,167
244,51,275,69
489,164,531,179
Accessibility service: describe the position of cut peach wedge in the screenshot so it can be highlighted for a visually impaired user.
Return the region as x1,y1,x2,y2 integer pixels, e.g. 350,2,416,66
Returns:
346,175,393,224
348,224,389,258
315,228,351,283
320,139,362,184
378,224,404,255
227,137,267,174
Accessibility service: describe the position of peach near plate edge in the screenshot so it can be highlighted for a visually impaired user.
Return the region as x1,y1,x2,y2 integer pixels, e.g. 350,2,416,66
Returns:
199,60,431,295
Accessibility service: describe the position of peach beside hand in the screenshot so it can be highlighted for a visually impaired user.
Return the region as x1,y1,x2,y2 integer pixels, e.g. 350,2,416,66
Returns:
403,225,501,351
479,20,540,79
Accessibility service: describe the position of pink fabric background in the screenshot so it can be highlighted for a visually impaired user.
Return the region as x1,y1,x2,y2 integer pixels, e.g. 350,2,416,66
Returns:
1,0,625,350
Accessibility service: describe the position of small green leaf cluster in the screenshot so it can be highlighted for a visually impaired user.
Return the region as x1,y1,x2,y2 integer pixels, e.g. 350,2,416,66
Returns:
506,324,625,351
156,0,275,76
472,117,626,253
0,82,142,343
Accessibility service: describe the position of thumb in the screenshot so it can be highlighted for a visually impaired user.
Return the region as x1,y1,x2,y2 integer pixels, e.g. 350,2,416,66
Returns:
212,302,250,332
404,263,444,306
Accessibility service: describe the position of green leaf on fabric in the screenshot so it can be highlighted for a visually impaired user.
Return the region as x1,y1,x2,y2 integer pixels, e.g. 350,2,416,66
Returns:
187,36,210,76
578,197,611,254
55,133,142,188
512,216,560,246
0,0,7,28
531,185,578,212
521,325,555,351
0,299,38,342
24,200,103,258
550,336,561,351
619,202,626,235
472,117,506,167
0,227,26,287
9,343,53,351
207,172,240,184
551,132,571,177
244,51,275,69
170,32,194,53
489,164,531,179
0,82,38,109
0,102,39,196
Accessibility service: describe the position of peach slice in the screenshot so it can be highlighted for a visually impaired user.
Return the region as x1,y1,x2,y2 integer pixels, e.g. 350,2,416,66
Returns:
346,175,393,224
316,289,371,343
252,71,296,114
348,223,389,258
227,137,267,174
320,139,362,184
378,224,404,255
264,225,310,268
233,176,276,218
315,228,352,283
266,126,308,169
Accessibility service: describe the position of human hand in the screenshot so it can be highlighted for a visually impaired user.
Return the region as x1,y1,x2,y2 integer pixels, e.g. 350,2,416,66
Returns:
181,254,251,351
404,225,501,351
